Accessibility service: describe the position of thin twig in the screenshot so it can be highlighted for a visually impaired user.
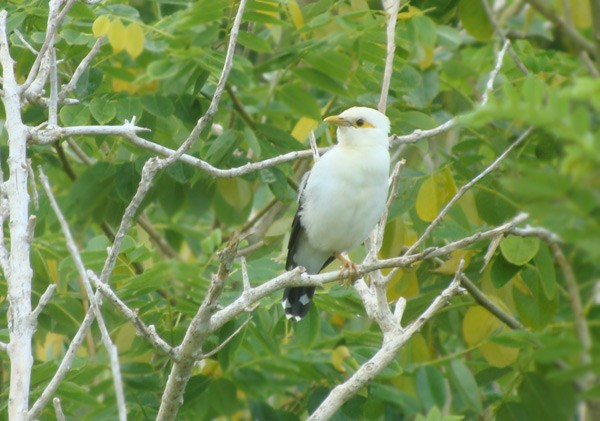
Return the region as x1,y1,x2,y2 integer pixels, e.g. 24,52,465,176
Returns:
482,40,512,105
199,317,252,359
60,37,104,99
48,48,59,127
29,308,95,418
433,257,523,329
480,2,528,75
52,397,66,421
14,29,38,54
38,168,128,421
22,0,78,93
30,284,56,321
90,272,177,360
378,0,401,112
309,131,320,162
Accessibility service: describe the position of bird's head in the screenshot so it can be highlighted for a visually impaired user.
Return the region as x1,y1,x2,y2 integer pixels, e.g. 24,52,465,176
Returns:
324,107,390,148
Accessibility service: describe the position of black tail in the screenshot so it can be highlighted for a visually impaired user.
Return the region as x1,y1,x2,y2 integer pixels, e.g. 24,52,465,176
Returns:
282,287,315,321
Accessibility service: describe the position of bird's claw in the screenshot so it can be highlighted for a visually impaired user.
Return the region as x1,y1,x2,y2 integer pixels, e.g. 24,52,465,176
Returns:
335,253,357,287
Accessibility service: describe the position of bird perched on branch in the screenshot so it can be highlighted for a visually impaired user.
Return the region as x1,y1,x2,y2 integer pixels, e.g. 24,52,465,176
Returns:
282,106,391,320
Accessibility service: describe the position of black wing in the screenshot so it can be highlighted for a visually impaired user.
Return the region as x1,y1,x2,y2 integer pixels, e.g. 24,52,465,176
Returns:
285,172,334,272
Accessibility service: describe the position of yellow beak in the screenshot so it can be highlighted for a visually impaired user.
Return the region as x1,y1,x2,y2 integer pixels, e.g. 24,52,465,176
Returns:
324,115,352,127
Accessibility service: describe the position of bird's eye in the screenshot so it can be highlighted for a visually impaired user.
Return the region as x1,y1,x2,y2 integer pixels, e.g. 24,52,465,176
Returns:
356,119,364,127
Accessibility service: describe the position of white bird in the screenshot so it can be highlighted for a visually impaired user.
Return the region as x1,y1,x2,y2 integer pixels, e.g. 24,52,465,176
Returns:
282,106,391,320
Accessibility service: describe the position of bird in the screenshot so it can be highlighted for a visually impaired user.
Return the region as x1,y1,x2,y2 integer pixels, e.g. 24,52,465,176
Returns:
282,106,391,320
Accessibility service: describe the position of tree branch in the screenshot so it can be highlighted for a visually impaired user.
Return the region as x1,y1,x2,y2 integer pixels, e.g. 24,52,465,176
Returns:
480,2,528,75
60,37,104,99
53,397,67,421
157,238,239,420
310,264,466,419
0,10,36,419
90,272,178,360
39,168,128,420
378,0,400,112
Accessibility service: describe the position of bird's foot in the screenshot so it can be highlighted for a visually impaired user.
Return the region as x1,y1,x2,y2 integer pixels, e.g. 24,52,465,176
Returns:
335,252,357,287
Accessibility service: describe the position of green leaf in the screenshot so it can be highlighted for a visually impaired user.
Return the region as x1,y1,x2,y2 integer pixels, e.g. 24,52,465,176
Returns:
534,244,557,300
448,360,482,413
89,97,116,124
60,104,91,126
115,97,143,122
518,373,577,421
491,254,521,288
500,235,540,266
416,366,447,411
141,95,174,117
514,268,559,330
278,84,322,120
238,31,273,53
147,59,181,80
293,67,346,96
459,0,493,40
294,303,320,349
405,70,439,109
207,378,238,416
205,130,240,165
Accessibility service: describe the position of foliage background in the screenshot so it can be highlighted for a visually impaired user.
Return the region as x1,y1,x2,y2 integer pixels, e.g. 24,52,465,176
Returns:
1,0,599,419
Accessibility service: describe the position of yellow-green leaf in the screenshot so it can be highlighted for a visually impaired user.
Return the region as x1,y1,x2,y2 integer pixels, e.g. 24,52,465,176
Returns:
398,5,423,20
415,167,457,222
331,345,351,373
125,23,145,59
108,18,126,53
500,235,540,266
434,250,473,275
287,0,304,29
291,117,318,141
92,15,111,38
216,178,252,211
462,305,518,368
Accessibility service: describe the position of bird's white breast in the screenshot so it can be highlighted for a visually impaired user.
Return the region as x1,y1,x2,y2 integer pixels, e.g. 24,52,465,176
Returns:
300,144,390,254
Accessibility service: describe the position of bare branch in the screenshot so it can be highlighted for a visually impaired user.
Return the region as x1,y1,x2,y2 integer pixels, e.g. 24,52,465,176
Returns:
22,0,78,94
0,10,36,419
155,0,249,169
378,0,401,112
482,40,512,105
14,29,38,54
30,284,56,321
405,127,533,255
48,48,59,127
200,317,252,359
309,131,320,162
374,159,405,252
157,238,240,420
91,272,177,360
310,264,466,419
29,308,96,418
480,3,528,75
38,168,127,420
60,37,105,99
53,397,66,421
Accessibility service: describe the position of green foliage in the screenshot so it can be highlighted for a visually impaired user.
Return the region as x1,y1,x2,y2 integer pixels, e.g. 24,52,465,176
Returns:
1,0,599,419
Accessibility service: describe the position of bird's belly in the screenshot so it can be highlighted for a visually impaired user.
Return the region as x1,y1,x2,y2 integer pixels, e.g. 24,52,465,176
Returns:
301,171,388,253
